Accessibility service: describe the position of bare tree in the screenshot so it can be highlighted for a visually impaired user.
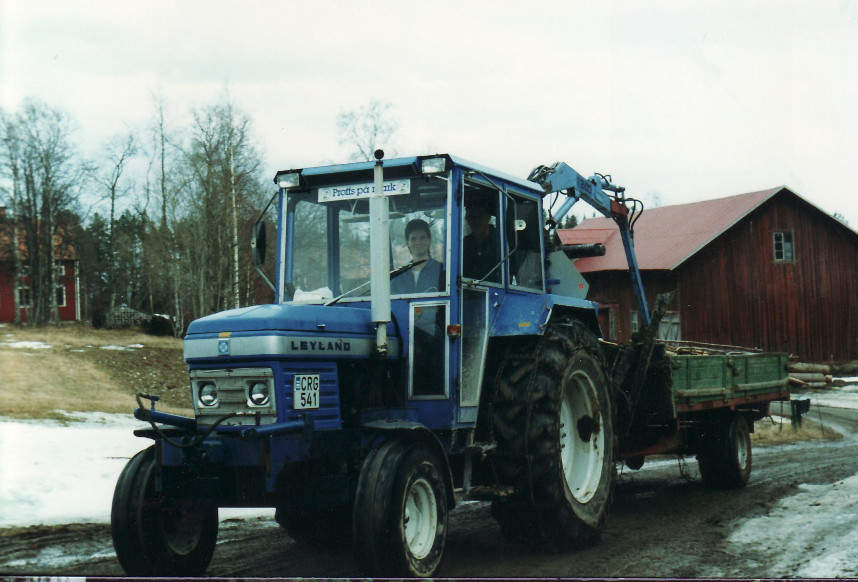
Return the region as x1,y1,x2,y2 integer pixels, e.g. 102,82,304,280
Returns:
0,99,84,325
142,91,187,334
180,92,264,319
95,131,137,313
337,99,399,162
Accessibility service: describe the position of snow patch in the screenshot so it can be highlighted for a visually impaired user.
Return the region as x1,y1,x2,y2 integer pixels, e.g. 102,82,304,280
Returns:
1,340,52,350
0,414,274,528
98,344,139,351
0,415,149,527
727,474,858,578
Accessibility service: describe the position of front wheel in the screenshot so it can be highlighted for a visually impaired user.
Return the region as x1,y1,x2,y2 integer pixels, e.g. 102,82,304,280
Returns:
697,413,752,489
353,439,448,577
111,446,218,576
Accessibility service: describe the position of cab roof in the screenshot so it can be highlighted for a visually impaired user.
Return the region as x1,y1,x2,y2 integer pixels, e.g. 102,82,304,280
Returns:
274,154,543,195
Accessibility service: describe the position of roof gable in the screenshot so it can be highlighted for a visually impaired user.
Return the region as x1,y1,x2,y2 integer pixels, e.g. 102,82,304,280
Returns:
559,187,787,272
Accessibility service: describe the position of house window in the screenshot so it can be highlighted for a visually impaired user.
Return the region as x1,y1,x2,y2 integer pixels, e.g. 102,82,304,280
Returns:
56,285,66,308
773,231,794,262
17,286,31,307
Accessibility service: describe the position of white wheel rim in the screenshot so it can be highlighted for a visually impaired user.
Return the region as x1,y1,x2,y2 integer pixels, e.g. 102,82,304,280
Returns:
162,501,204,555
404,476,437,560
560,370,606,504
736,423,750,471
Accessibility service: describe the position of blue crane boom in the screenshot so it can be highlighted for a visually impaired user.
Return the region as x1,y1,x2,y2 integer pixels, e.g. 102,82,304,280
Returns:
528,161,652,327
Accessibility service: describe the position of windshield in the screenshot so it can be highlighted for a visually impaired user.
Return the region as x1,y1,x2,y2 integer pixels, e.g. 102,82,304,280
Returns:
287,175,448,300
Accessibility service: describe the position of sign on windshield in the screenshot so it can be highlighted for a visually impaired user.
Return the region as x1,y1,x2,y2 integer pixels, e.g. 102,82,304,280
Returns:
318,180,411,203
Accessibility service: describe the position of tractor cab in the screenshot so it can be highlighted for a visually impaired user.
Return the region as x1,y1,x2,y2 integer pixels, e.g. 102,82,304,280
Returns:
270,154,587,429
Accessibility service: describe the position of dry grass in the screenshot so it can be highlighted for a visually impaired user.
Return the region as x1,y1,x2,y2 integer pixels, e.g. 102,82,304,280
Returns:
0,323,192,421
752,415,842,445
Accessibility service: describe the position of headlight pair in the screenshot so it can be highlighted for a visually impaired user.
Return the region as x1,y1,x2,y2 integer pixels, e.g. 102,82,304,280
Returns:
195,380,271,408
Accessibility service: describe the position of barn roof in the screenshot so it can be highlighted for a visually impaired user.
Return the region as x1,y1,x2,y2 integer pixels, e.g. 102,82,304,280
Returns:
557,186,849,273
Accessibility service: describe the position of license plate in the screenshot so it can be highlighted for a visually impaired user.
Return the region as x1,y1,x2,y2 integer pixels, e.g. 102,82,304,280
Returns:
293,374,320,410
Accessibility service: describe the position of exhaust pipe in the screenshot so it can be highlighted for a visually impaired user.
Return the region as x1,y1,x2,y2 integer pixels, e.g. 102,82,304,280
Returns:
369,149,390,355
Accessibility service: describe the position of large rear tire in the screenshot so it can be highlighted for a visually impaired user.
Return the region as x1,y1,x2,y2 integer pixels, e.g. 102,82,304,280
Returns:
111,446,218,576
697,413,752,489
353,439,448,577
490,320,615,550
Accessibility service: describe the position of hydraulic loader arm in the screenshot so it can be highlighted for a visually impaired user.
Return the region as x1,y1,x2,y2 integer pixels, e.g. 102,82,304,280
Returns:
529,162,652,327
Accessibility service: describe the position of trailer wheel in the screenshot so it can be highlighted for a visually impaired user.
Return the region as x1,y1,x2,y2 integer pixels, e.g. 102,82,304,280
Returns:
490,320,615,550
111,446,218,576
697,413,752,489
353,439,448,577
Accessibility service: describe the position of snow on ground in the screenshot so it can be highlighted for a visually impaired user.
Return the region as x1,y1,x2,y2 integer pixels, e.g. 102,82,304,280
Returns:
726,474,858,578
0,340,52,350
0,412,271,528
799,378,858,410
0,412,149,527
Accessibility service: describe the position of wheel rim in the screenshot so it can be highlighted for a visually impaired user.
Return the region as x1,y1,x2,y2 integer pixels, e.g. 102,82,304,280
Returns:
403,476,437,560
560,370,606,504
161,499,205,556
736,421,750,471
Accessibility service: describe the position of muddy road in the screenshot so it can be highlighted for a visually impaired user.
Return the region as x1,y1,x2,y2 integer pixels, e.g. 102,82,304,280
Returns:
2,403,857,578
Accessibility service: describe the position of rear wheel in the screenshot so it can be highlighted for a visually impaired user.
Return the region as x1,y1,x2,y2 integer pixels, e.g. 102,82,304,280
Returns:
111,446,218,576
353,439,448,577
490,320,615,549
697,413,752,488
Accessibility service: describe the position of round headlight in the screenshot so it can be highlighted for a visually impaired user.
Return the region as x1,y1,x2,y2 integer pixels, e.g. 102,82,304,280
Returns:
198,382,218,407
249,382,270,406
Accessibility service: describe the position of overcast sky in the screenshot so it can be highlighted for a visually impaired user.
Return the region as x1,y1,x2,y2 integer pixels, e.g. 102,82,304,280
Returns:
2,0,857,227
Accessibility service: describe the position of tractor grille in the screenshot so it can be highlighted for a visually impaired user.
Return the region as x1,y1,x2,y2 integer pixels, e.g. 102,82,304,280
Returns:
191,367,276,427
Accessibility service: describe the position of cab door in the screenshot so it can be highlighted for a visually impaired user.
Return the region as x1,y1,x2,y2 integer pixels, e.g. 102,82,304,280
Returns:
457,179,503,423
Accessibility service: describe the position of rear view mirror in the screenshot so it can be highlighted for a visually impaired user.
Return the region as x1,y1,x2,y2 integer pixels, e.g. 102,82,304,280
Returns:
251,221,266,266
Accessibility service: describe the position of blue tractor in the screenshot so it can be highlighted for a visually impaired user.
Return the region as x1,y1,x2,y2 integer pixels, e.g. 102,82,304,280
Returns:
112,152,659,577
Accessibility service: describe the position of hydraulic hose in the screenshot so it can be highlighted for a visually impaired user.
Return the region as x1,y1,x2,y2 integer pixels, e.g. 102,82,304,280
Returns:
135,393,240,449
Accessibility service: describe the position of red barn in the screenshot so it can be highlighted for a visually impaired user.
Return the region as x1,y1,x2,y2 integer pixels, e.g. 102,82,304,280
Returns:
559,187,858,364
0,207,80,323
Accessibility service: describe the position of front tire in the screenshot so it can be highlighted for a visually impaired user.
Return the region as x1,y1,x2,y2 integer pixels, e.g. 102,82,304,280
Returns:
490,320,615,549
111,446,218,576
353,439,448,577
697,413,753,488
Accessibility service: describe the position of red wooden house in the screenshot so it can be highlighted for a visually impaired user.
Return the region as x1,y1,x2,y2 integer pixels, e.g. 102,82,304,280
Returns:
0,207,80,323
559,187,858,364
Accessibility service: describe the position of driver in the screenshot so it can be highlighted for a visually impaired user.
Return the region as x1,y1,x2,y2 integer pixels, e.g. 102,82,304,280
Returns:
392,219,444,294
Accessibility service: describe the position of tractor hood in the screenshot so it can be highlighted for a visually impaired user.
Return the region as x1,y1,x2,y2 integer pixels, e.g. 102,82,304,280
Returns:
184,303,400,361
186,303,380,336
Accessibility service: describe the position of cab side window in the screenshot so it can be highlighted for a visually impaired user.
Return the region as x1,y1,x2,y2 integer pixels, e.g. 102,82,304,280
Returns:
462,187,500,283
507,195,543,290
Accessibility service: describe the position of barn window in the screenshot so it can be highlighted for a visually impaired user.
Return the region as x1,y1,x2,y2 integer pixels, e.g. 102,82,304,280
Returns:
773,231,794,262
659,312,682,341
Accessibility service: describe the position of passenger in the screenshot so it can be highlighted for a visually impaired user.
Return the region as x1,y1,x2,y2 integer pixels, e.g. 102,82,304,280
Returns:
462,198,499,281
392,219,444,294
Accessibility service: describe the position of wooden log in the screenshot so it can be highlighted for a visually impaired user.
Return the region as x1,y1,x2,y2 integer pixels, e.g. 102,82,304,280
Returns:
789,372,827,383
789,362,831,374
